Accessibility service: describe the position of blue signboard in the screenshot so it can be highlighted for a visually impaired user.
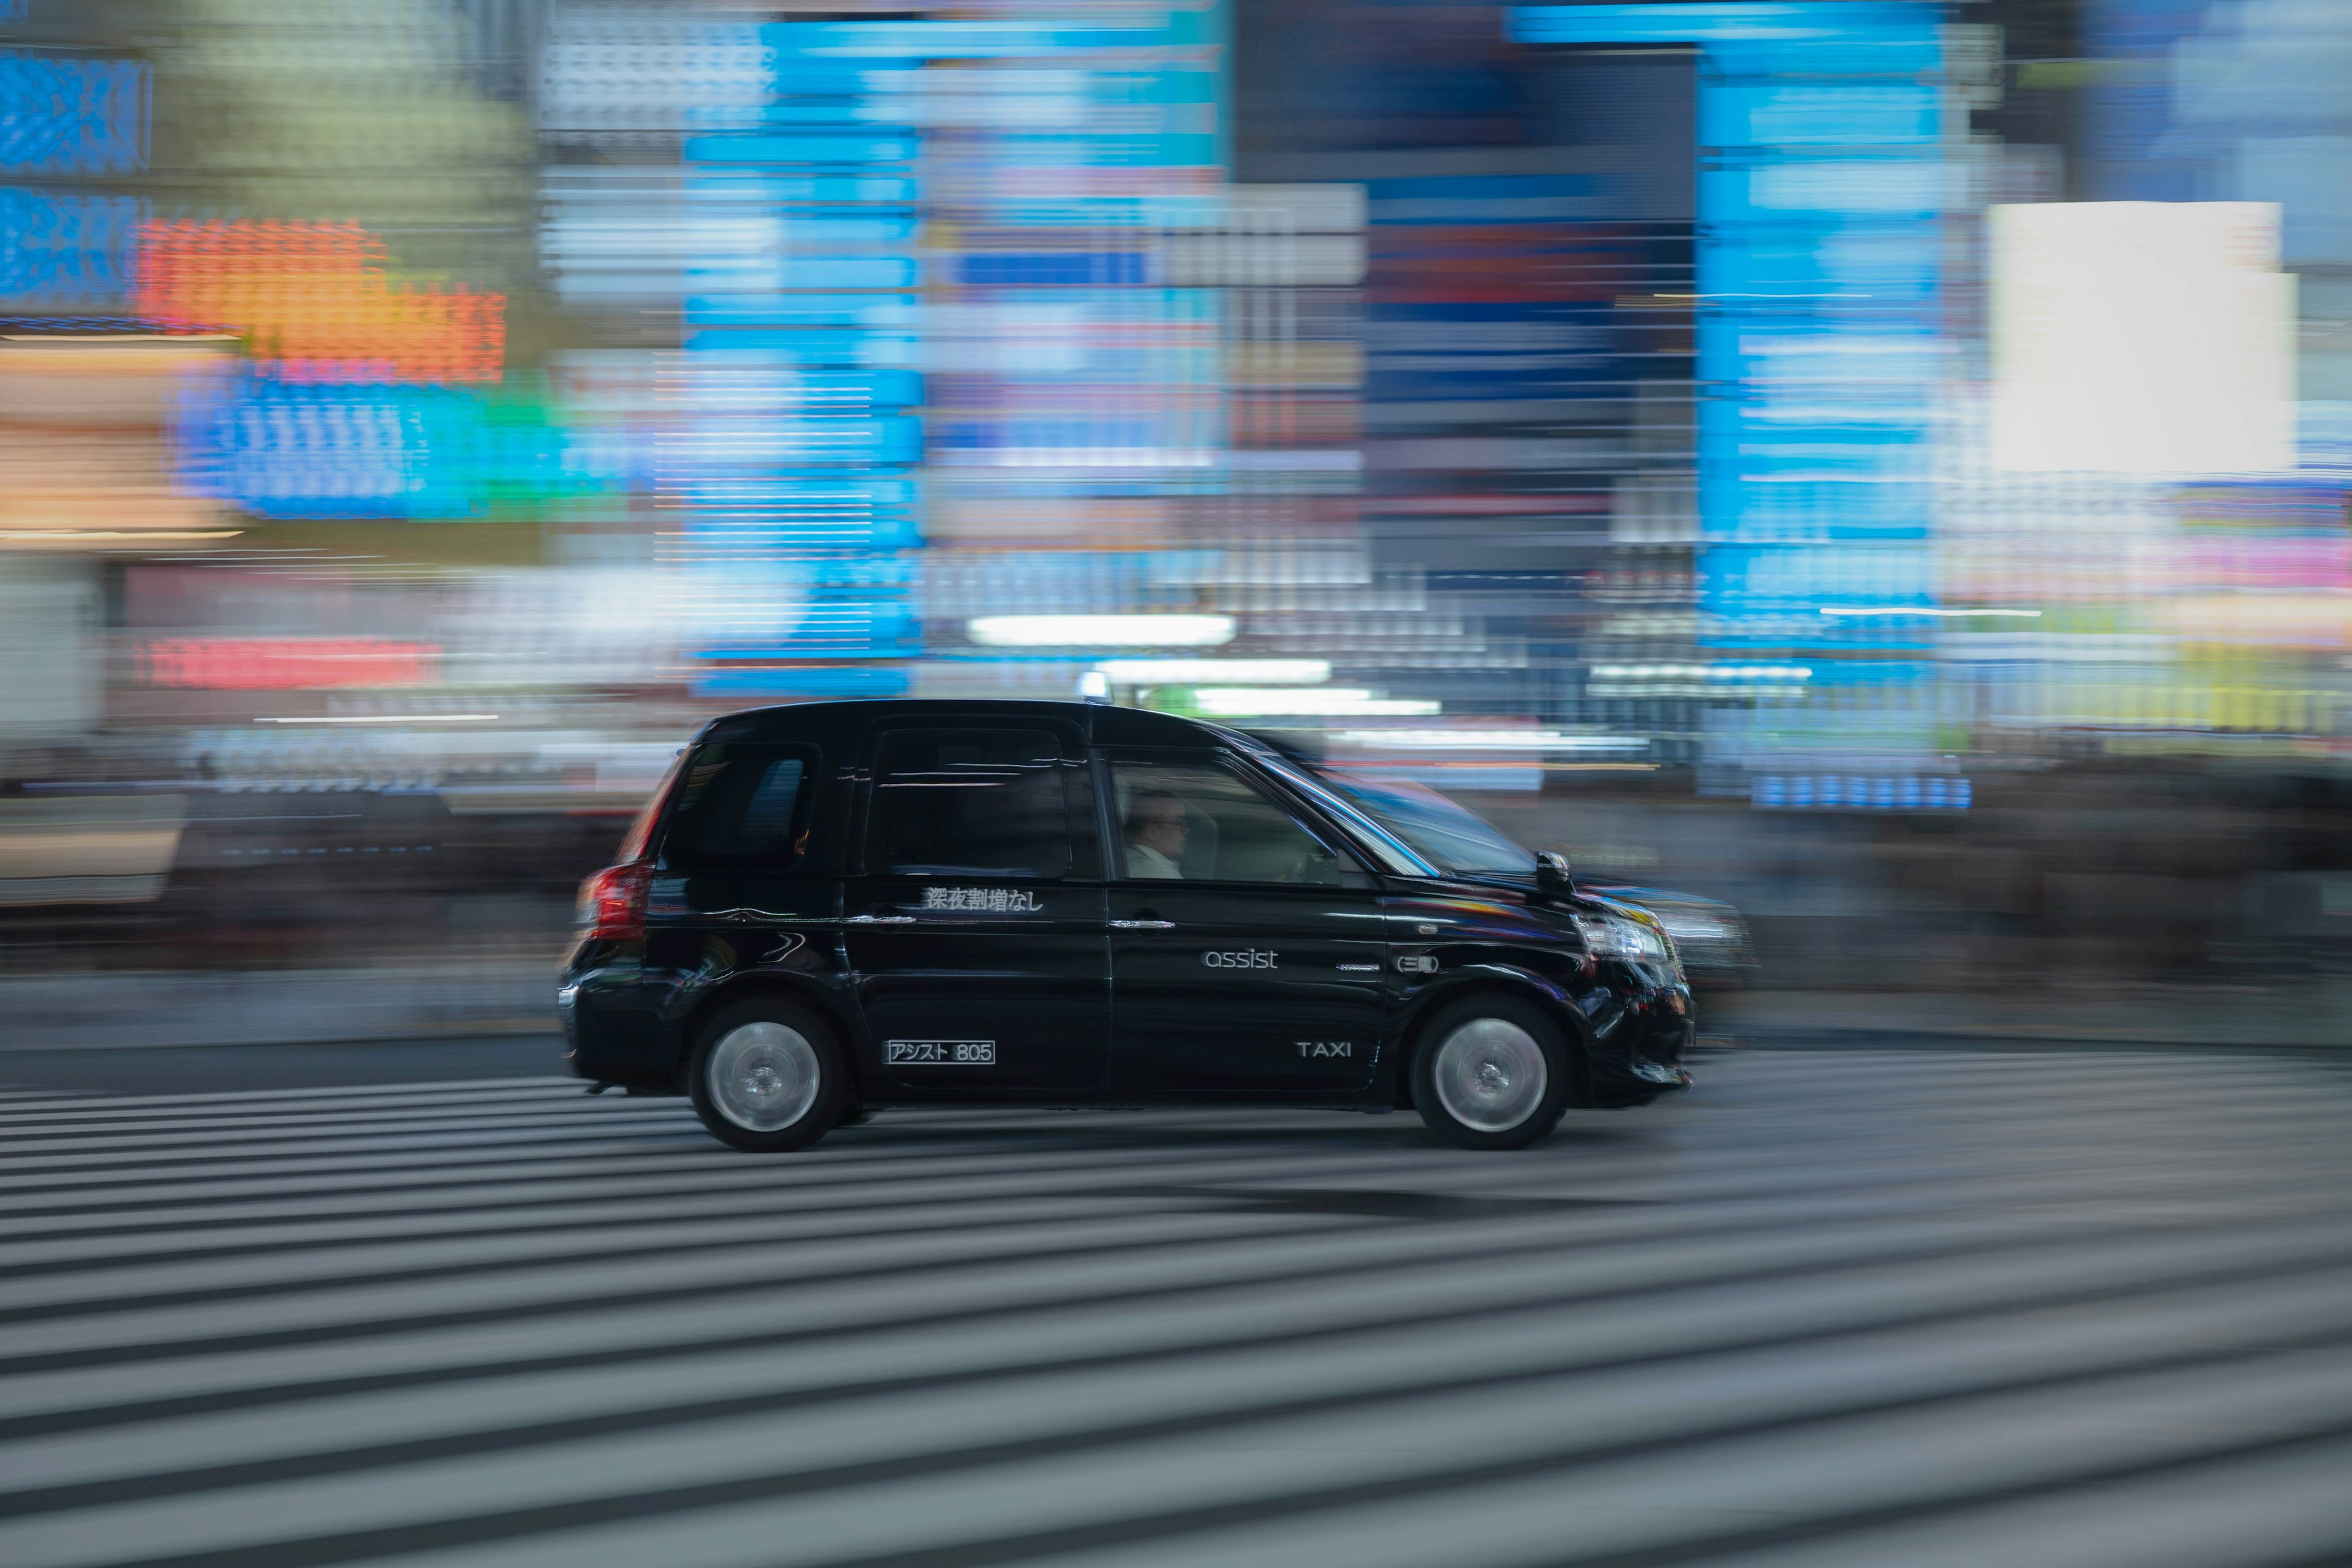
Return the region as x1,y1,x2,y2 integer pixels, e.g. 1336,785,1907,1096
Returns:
173,372,587,521
0,188,139,307
1510,4,1947,661
679,22,931,690
677,9,1227,692
0,55,147,176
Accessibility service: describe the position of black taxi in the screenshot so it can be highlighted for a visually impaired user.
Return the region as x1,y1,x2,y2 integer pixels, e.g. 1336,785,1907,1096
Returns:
561,699,1692,1152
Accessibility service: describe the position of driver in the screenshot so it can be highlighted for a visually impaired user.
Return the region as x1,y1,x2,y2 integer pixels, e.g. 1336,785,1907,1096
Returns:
1124,790,1189,879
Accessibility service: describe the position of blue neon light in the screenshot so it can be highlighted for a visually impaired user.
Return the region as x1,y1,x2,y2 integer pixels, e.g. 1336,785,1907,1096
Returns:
1510,2,1946,659
0,188,139,307
681,21,932,683
173,374,590,521
677,9,1227,690
0,55,147,175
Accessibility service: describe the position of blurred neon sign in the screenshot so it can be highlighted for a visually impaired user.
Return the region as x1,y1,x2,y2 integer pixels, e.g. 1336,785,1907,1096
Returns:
138,221,504,385
140,639,440,690
1514,2,1951,795
0,189,140,308
171,374,587,520
1513,2,1947,655
0,55,147,176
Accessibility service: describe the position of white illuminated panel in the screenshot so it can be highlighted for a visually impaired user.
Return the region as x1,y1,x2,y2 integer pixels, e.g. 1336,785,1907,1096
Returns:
967,615,1235,647
1332,728,1646,752
1096,659,1331,685
1191,688,1440,717
1991,202,2296,475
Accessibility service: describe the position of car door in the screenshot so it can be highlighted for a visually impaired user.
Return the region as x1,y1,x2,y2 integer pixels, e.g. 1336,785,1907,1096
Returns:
1103,748,1389,1095
843,723,1109,1094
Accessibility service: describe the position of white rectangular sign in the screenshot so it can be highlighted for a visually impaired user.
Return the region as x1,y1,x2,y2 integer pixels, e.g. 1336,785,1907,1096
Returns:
1991,202,2296,475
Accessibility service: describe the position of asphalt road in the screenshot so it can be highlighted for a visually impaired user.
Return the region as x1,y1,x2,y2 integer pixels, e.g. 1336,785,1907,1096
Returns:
2,1047,2350,1568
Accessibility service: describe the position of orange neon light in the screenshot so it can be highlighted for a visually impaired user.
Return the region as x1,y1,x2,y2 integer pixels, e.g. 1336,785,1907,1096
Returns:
137,221,503,385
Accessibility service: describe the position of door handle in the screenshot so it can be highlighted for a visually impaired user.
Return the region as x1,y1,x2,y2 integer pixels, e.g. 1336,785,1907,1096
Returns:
1110,919,1175,930
848,913,916,924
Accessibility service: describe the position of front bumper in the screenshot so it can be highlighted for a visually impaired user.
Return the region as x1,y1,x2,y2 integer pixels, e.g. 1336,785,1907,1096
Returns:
1583,974,1695,1107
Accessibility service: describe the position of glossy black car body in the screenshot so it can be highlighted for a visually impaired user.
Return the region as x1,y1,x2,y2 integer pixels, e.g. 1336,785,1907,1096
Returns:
561,700,1692,1139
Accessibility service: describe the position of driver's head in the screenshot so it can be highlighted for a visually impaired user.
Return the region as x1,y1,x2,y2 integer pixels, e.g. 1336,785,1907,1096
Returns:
1126,791,1189,860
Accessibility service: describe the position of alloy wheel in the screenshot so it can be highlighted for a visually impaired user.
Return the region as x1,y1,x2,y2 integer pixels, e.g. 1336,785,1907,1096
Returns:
706,1020,821,1132
1430,1017,1548,1133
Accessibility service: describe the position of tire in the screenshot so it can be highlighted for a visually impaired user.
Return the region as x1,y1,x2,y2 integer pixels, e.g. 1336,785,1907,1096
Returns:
687,998,850,1153
1410,993,1574,1150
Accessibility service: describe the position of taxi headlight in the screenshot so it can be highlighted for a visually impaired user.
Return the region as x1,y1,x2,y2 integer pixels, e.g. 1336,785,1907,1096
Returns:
1658,914,1727,944
1571,911,1670,963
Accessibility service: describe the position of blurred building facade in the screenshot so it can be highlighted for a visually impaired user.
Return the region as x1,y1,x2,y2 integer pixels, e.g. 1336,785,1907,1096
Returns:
6,0,2352,992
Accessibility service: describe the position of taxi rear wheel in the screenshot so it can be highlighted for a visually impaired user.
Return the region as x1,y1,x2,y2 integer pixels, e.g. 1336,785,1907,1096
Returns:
687,1000,850,1153
1411,995,1572,1150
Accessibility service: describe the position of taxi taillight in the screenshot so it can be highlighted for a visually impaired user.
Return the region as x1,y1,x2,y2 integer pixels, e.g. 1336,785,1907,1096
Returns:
578,861,652,941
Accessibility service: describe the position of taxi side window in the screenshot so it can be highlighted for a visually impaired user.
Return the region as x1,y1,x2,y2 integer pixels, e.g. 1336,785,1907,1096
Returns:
1110,756,1358,886
867,730,1071,879
663,744,816,871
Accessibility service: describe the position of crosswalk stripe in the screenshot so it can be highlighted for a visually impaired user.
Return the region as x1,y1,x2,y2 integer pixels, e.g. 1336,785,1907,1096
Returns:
12,1233,2352,1513
0,1079,589,1120
0,1050,2346,1567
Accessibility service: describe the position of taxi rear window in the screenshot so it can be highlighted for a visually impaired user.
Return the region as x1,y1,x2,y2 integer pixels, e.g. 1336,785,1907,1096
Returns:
662,744,817,871
866,729,1071,879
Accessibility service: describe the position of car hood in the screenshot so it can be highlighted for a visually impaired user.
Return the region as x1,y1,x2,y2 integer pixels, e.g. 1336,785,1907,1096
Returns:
1570,881,1745,918
1403,869,1727,917
1389,869,1614,923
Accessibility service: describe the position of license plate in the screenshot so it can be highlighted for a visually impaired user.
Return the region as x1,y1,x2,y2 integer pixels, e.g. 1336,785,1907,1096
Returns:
886,1040,996,1066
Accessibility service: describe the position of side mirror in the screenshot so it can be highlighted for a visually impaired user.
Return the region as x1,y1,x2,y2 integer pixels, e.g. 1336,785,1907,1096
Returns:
1535,850,1574,893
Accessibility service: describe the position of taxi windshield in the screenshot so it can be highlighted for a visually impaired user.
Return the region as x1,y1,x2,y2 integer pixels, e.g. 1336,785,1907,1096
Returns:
1315,772,1537,878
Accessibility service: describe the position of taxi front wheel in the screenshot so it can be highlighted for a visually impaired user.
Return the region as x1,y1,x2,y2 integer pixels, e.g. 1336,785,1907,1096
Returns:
687,999,850,1153
1411,996,1572,1150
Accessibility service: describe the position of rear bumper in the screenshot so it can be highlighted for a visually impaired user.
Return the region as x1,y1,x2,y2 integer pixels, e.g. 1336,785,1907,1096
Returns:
560,954,687,1089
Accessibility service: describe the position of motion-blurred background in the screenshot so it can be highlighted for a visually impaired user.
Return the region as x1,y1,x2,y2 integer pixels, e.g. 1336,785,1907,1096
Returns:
6,0,2351,1049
